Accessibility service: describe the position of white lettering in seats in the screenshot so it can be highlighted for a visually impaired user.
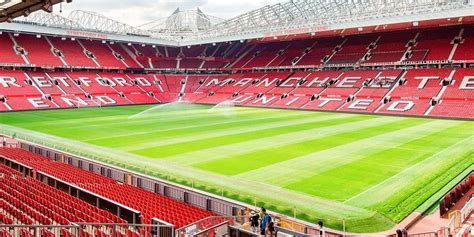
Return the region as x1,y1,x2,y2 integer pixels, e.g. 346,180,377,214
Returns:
387,101,414,112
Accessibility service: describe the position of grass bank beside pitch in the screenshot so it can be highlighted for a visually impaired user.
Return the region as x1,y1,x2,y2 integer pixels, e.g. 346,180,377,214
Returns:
0,104,472,233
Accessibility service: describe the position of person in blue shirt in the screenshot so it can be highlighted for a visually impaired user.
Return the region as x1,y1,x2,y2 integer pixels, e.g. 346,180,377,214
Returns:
260,208,272,236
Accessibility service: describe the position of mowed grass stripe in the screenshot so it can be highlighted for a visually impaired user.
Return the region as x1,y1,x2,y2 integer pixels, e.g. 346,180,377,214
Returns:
84,105,299,133
371,139,473,222
193,118,427,176
85,111,337,148
237,119,458,186
0,105,163,128
130,114,375,158
0,103,274,130
285,122,472,201
345,136,473,208
164,116,404,166
117,113,348,151
9,106,293,140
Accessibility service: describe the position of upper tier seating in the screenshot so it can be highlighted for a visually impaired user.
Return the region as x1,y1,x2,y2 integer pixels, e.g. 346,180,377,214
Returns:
201,61,227,69
328,35,378,65
180,59,202,69
14,34,64,67
182,45,206,57
0,148,216,228
154,59,177,69
364,31,415,64
49,37,97,68
109,44,143,68
406,28,459,62
0,34,26,65
2,25,471,70
452,27,474,61
124,44,151,67
166,47,180,57
297,38,344,66
212,42,235,58
80,40,125,69
274,40,315,67
244,42,293,68
224,44,253,68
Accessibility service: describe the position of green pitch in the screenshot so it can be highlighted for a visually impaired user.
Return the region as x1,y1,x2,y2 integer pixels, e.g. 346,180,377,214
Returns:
0,104,472,232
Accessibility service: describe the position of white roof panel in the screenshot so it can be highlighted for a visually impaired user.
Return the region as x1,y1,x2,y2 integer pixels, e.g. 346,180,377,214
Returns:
5,0,474,46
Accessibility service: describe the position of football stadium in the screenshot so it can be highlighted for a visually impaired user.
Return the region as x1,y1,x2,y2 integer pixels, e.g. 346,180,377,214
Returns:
0,0,473,237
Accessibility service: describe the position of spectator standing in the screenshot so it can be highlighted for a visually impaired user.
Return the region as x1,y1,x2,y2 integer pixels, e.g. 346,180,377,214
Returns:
260,208,271,236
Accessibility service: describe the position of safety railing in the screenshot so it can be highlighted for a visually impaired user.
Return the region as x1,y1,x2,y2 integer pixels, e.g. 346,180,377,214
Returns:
175,216,238,237
0,223,175,237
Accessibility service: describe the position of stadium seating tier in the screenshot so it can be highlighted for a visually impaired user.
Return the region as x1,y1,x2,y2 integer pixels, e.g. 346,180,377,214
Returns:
0,25,473,119
0,148,216,229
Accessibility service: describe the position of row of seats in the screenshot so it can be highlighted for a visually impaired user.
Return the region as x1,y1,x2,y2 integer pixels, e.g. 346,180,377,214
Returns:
0,148,216,228
0,163,134,237
1,25,471,70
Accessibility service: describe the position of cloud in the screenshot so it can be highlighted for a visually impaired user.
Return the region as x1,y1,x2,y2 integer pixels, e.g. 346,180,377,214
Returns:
55,0,283,26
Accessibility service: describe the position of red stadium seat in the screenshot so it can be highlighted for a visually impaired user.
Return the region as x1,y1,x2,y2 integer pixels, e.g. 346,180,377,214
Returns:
0,148,216,228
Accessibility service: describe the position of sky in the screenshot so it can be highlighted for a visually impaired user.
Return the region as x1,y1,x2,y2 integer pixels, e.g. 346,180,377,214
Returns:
54,0,284,27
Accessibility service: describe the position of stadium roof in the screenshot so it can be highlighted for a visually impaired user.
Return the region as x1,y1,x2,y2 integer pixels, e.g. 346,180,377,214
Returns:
139,8,224,40
4,0,474,46
0,0,68,22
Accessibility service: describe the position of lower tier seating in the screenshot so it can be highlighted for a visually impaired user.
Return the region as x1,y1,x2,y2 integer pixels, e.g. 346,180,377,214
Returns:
0,68,472,119
0,163,132,237
0,148,216,229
